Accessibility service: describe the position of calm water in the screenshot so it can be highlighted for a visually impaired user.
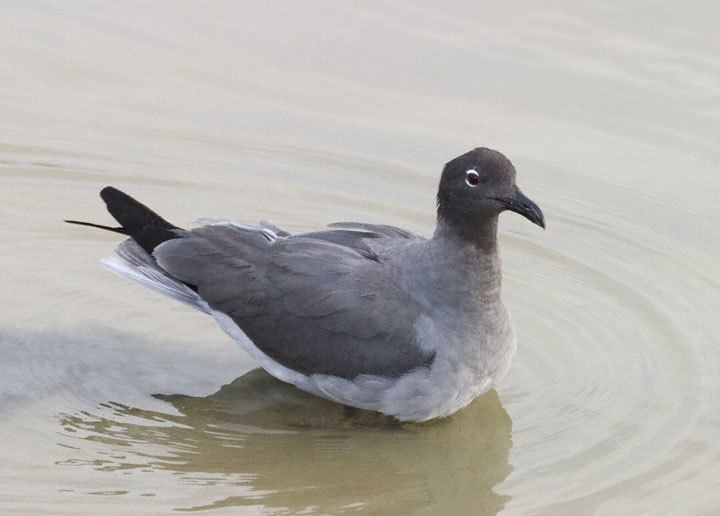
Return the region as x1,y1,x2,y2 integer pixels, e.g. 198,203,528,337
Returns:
2,2,719,514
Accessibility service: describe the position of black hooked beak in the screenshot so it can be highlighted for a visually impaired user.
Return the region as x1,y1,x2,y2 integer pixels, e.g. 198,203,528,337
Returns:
493,186,545,229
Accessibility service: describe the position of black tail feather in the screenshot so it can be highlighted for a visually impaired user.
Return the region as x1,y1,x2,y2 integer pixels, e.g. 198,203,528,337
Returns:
67,186,184,255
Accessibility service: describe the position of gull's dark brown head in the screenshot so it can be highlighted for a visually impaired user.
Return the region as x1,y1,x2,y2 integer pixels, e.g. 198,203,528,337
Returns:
436,147,545,241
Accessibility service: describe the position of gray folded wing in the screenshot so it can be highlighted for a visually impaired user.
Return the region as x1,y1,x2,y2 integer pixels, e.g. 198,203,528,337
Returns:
327,221,424,240
153,223,433,379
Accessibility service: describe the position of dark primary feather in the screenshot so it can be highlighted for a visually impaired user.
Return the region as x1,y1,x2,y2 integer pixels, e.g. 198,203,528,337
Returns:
64,187,181,252
100,186,181,255
64,220,128,234
66,187,198,291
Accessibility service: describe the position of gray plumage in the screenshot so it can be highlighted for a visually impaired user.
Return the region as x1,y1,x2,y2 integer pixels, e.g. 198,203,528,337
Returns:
153,223,433,379
70,147,545,421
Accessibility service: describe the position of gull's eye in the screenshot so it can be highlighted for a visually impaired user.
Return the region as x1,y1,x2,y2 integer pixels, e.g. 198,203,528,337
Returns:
465,170,480,187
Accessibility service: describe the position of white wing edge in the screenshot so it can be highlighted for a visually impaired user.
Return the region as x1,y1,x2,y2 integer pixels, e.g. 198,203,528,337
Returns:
99,240,210,313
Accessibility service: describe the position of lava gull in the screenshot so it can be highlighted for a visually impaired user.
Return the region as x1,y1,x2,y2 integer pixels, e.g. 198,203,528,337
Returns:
66,147,544,421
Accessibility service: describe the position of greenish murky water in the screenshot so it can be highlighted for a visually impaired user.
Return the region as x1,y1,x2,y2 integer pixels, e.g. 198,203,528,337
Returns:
2,2,719,514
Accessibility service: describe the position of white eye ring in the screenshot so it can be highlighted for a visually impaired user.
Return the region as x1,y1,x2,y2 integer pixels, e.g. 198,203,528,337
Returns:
465,170,480,187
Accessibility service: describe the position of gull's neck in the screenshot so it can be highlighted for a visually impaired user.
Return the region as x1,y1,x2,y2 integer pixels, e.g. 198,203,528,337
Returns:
409,215,504,310
432,215,499,254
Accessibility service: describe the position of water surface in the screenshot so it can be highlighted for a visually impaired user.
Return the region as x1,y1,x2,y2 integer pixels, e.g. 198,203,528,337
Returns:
2,2,720,514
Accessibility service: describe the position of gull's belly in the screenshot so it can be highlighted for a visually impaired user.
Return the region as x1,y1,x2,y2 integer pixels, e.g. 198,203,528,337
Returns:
377,318,517,421
307,313,517,422
212,305,516,422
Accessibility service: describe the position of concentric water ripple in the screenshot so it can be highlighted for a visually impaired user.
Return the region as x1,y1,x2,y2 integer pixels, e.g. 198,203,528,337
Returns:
500,203,719,514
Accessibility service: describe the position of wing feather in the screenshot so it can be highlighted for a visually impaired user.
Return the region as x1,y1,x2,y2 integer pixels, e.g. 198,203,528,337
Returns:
152,223,433,378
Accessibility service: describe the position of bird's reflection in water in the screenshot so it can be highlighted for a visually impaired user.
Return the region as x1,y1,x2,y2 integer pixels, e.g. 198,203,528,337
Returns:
59,369,513,514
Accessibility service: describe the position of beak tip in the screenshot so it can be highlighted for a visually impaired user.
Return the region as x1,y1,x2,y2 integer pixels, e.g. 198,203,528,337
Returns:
497,187,546,231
